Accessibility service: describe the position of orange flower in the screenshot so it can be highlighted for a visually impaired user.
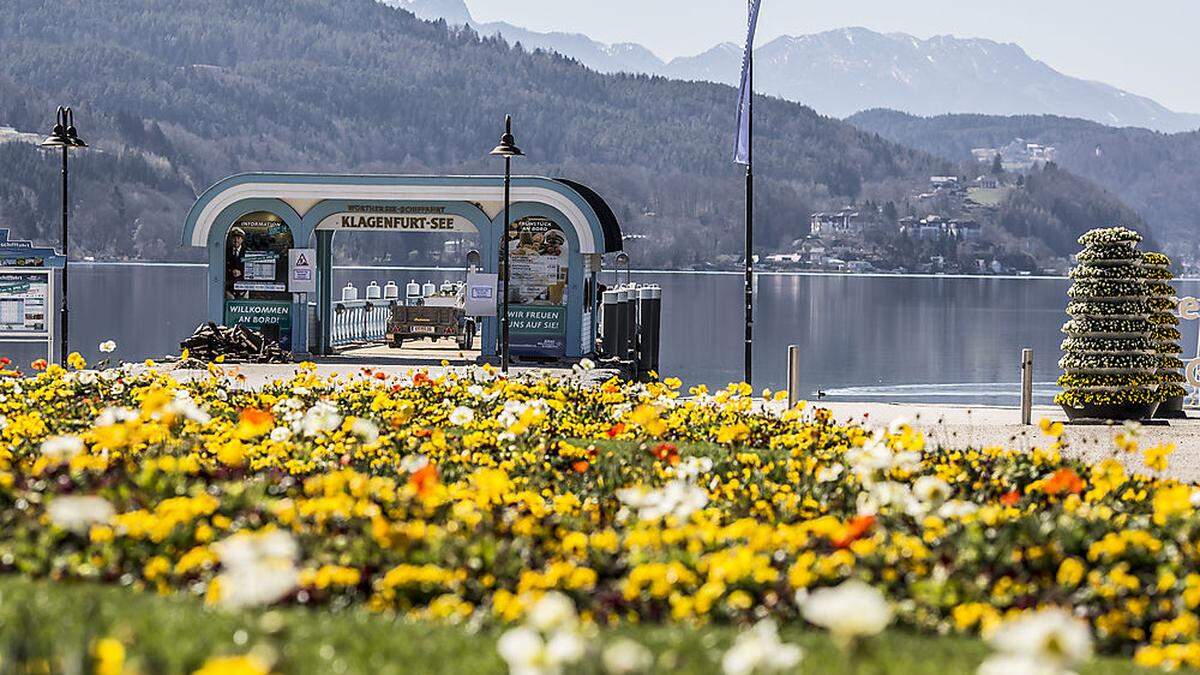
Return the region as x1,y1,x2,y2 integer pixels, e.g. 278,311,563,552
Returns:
1042,468,1085,496
606,423,626,439
1000,490,1020,506
651,442,680,465
832,515,875,548
409,463,439,496
31,359,47,371
236,407,275,439
413,372,433,387
571,460,589,474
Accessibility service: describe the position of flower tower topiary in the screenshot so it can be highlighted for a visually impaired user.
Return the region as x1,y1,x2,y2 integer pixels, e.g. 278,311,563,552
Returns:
1144,251,1188,418
1057,227,1160,420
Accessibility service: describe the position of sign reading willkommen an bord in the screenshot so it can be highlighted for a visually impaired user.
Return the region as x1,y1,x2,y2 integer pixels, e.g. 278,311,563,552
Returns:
224,300,292,348
316,205,476,232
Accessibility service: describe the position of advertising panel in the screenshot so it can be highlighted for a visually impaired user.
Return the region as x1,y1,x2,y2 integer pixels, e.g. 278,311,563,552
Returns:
506,216,568,357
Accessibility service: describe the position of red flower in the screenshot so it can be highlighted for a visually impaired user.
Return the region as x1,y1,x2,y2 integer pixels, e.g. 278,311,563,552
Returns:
651,442,680,465
0,357,10,366
606,423,626,438
31,359,47,371
413,372,433,387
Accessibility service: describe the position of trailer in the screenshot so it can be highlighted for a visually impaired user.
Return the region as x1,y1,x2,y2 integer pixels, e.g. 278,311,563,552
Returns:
386,294,476,350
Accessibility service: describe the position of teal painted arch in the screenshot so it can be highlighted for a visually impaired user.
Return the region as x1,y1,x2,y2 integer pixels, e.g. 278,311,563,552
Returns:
183,172,617,256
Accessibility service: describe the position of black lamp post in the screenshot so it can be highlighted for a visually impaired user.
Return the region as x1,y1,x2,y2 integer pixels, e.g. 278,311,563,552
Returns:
489,115,523,374
40,107,86,365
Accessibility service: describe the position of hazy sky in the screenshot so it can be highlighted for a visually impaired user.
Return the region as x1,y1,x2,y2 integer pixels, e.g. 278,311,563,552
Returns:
465,0,1200,112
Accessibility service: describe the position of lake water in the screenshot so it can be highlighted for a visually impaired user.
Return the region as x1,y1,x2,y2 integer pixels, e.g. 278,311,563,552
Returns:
32,264,1200,406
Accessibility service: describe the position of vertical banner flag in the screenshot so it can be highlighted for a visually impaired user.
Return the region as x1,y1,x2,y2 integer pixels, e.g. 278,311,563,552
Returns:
734,0,762,164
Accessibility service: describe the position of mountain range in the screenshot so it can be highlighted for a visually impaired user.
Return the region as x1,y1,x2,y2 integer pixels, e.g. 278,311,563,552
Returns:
391,0,1200,134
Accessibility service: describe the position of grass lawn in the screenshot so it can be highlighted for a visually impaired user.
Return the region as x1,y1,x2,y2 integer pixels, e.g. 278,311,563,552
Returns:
0,577,1172,674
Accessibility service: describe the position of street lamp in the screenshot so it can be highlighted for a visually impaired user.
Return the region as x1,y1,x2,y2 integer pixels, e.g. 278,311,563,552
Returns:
490,115,523,374
41,106,86,365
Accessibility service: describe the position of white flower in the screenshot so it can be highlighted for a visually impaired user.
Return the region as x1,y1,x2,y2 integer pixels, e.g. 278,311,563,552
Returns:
270,426,292,442
400,454,430,474
676,456,713,480
913,475,952,504
816,463,845,483
802,579,893,644
41,434,85,462
526,591,578,633
497,626,586,675
721,619,804,675
602,638,652,675
616,479,708,521
0,415,7,431
46,495,115,533
98,340,117,353
212,530,300,609
938,499,980,519
166,396,211,424
449,406,475,426
300,401,342,437
985,608,1092,672
350,417,379,443
94,407,137,427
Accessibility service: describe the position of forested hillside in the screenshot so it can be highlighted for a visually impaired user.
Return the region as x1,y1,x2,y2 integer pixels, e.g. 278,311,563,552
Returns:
849,109,1198,253
0,0,1145,266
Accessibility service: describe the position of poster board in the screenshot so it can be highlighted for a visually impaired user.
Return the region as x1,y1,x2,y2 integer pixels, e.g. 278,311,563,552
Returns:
506,216,568,357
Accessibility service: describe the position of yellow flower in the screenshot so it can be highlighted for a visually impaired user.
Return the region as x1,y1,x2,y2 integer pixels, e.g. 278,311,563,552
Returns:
1153,484,1192,525
1056,558,1085,587
1145,444,1175,473
92,638,125,675
192,654,271,675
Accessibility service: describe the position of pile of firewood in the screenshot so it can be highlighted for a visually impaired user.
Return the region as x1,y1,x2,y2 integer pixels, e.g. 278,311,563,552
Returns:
180,323,290,364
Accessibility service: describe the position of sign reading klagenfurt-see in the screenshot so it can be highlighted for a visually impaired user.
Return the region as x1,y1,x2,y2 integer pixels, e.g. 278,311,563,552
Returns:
316,205,476,232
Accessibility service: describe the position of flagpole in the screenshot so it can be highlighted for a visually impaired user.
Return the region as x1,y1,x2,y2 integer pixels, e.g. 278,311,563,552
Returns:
743,0,754,386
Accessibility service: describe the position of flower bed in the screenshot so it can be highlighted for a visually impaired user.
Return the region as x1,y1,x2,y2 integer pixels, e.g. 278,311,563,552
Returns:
0,358,1198,672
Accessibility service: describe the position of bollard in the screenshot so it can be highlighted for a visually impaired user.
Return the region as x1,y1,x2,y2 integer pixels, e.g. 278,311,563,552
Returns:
787,345,801,409
601,289,621,358
637,286,654,374
1021,348,1034,425
646,285,662,374
623,285,639,365
637,285,663,375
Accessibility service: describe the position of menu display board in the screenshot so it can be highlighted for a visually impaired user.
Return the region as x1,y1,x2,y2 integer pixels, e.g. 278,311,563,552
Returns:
507,217,568,357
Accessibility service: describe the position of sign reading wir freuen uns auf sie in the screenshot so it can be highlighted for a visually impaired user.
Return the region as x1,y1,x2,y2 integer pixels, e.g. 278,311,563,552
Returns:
316,205,476,232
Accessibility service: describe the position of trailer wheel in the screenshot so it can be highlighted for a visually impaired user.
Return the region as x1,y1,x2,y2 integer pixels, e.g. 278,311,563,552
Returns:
390,338,404,349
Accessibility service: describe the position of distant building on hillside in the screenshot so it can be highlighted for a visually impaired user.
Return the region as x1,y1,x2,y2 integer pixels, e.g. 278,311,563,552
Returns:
900,215,948,240
972,139,1057,171
810,209,860,237
949,219,982,240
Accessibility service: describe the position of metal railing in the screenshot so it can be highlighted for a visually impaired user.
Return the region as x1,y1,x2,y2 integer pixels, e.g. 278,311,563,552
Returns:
330,300,394,348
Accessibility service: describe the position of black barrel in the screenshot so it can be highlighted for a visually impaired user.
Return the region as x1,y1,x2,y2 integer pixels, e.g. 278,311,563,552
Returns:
601,289,621,358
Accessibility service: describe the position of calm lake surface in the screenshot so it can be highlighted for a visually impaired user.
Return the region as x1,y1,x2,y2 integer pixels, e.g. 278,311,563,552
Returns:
41,264,1200,406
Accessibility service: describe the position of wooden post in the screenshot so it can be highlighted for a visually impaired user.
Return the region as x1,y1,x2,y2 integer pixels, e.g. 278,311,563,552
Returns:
787,345,801,409
1021,348,1034,425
